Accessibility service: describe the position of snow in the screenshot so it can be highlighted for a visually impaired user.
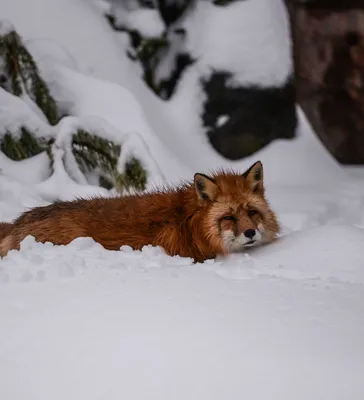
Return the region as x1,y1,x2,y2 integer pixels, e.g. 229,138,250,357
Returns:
0,85,165,193
163,91,344,185
0,18,13,35
110,1,165,38
0,88,54,140
0,0,132,84
0,233,364,400
45,65,184,182
216,114,229,127
0,0,364,399
154,29,186,95
1,113,364,400
181,0,293,87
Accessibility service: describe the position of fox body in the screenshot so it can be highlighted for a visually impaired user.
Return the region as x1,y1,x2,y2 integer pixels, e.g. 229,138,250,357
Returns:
0,223,13,242
0,162,279,262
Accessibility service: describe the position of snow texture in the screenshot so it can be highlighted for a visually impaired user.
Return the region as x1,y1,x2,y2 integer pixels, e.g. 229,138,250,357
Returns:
0,88,54,140
0,0,364,399
110,0,165,38
0,86,164,192
181,0,293,87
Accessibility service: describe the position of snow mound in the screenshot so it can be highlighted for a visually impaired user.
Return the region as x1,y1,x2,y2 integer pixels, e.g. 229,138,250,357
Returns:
0,236,193,283
182,0,292,87
2,224,363,285
215,225,364,284
0,0,132,84
45,65,186,182
1,233,364,400
0,173,48,222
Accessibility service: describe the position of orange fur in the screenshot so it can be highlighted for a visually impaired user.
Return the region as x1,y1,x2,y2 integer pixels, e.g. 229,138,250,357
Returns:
0,162,280,262
0,223,13,242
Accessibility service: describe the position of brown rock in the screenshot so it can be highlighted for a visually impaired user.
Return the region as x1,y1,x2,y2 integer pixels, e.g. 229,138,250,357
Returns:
288,1,364,164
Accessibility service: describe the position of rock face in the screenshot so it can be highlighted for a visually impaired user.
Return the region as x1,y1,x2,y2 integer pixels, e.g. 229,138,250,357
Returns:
288,0,364,164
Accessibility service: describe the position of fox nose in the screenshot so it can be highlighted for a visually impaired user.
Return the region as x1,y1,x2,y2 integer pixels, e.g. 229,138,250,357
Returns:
244,229,256,239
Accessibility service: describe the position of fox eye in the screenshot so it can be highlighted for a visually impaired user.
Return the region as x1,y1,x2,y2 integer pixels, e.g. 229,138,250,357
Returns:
248,210,257,217
222,215,236,221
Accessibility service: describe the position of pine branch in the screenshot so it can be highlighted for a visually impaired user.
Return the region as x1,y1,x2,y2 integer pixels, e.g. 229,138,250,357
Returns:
72,130,147,193
0,26,59,124
0,127,51,161
115,157,147,192
0,22,149,193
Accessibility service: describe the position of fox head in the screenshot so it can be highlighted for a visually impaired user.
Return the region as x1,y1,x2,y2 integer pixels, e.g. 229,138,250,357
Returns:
193,161,279,254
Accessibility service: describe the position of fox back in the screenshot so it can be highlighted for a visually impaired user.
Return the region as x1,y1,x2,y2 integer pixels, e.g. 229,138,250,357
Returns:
0,161,279,262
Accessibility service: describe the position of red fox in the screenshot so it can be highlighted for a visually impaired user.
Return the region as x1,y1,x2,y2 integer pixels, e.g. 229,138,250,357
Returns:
0,161,279,262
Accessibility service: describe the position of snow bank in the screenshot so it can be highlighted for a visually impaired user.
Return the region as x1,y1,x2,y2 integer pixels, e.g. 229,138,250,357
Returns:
45,65,187,181
2,223,364,284
0,84,166,196
163,96,344,185
0,0,132,84
0,232,363,400
0,173,48,222
216,224,364,284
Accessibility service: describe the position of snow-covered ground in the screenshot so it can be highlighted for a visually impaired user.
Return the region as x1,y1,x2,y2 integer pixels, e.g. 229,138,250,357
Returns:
1,235,363,400
0,1,364,399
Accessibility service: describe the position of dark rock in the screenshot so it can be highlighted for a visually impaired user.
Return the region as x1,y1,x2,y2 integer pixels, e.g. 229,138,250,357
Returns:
157,0,193,26
213,0,247,6
201,72,297,160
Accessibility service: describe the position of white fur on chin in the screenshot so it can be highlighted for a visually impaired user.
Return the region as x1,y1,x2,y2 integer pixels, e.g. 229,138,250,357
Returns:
222,229,263,252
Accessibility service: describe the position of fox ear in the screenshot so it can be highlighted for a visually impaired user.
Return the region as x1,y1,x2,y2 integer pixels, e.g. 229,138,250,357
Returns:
242,161,264,193
194,173,218,202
